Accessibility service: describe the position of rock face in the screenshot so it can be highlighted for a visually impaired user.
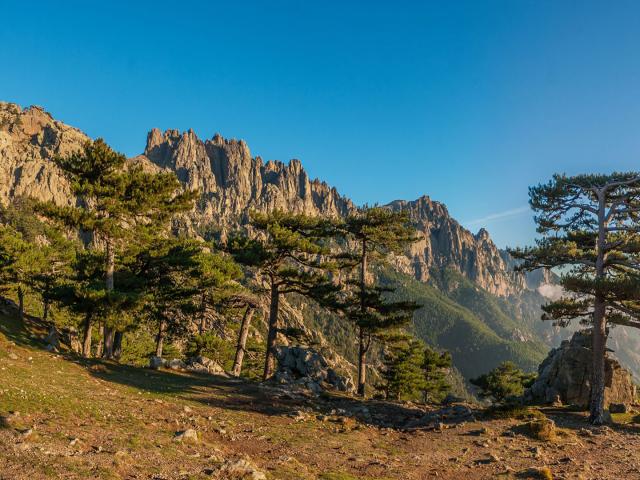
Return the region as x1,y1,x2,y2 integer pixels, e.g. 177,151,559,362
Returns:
388,197,527,296
0,102,538,298
142,127,354,237
525,331,636,408
0,102,87,206
274,346,355,393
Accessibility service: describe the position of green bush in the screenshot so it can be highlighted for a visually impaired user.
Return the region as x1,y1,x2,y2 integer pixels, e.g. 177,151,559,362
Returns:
186,332,235,367
470,361,536,403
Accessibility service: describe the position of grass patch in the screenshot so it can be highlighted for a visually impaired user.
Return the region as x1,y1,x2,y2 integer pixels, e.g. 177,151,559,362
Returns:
527,417,557,442
319,474,360,480
488,404,546,421
611,412,640,424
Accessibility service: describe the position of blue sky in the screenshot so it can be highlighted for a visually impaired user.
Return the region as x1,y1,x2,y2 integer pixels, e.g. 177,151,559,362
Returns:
2,1,640,248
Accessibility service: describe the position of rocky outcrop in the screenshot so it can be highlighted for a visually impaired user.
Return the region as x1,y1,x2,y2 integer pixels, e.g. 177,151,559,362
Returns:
0,102,87,206
388,197,526,296
141,127,354,238
185,355,226,375
525,331,636,408
274,346,355,393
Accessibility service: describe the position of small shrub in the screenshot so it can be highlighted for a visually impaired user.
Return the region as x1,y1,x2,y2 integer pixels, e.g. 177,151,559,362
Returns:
527,417,557,442
489,404,546,421
518,467,553,479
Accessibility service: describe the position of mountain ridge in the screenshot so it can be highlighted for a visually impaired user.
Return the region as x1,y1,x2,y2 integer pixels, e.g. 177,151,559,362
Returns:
0,100,574,381
0,100,542,298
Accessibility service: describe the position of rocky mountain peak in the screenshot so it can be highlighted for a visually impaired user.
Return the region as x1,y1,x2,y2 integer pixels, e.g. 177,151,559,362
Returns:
0,101,542,297
387,195,526,296
0,102,87,206
140,127,353,231
475,228,491,242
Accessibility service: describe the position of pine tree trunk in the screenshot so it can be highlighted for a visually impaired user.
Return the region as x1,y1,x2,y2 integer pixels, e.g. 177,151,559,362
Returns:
357,238,368,397
590,189,608,425
95,323,104,358
103,239,115,359
232,306,254,377
17,285,24,323
263,281,280,380
155,320,166,358
357,327,367,396
103,328,115,359
113,331,123,360
590,297,607,424
43,294,50,323
82,313,93,358
199,291,207,335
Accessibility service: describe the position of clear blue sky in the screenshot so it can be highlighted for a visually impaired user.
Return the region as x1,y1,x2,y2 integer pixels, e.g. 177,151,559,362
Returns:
2,1,640,248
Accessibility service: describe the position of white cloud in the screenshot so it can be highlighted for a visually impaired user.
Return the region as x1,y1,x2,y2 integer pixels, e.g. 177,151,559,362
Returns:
538,283,564,300
465,205,530,227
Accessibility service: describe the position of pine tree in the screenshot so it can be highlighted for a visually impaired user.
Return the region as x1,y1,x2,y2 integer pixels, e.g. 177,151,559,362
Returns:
227,210,338,380
128,238,202,358
37,139,195,358
470,361,536,404
49,250,109,357
509,172,640,424
336,206,419,396
11,201,77,323
192,250,243,335
378,334,451,402
378,334,426,401
422,345,452,403
0,224,39,322
229,292,261,377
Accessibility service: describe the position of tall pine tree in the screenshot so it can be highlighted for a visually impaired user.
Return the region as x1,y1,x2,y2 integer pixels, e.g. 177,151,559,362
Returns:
38,139,195,358
378,333,451,402
509,172,640,424
227,210,338,380
337,206,419,396
129,238,202,358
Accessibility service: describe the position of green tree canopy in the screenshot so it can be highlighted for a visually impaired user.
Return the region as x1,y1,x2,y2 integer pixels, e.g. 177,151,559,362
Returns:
227,210,338,379
470,361,536,404
37,138,196,358
335,206,419,396
509,172,640,424
378,333,451,402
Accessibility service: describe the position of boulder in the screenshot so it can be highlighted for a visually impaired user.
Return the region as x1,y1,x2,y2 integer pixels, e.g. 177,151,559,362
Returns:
168,358,187,370
149,356,166,369
65,327,82,353
173,429,198,443
216,458,266,480
185,355,226,375
44,326,61,352
274,346,354,393
525,331,636,408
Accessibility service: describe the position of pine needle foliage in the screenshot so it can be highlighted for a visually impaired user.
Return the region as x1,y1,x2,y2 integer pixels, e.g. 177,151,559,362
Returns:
509,172,640,423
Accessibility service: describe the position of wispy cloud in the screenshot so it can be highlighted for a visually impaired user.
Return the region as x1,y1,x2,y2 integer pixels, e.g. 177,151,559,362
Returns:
465,205,530,226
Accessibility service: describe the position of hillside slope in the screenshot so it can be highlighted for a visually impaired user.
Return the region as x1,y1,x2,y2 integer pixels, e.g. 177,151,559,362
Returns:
380,269,547,378
2,308,639,480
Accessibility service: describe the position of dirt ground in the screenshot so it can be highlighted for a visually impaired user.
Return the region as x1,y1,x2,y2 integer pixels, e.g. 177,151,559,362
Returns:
2,316,640,480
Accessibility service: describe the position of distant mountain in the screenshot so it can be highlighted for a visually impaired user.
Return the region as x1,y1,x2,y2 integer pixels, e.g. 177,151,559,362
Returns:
0,100,612,381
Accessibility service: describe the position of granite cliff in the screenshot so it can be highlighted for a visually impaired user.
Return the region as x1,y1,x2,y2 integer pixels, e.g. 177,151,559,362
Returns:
0,101,542,299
